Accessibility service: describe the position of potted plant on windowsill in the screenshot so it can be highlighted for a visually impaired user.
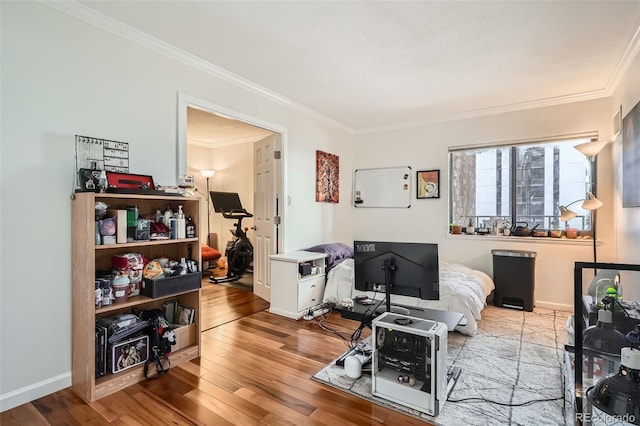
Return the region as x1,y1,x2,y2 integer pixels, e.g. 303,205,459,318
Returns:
451,223,463,234
565,228,578,239
465,218,475,235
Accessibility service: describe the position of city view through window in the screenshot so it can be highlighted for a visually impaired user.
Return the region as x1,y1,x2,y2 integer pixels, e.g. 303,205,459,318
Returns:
449,138,594,234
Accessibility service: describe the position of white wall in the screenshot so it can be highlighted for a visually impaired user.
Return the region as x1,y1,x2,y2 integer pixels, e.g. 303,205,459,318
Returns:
353,97,621,311
187,141,256,252
0,2,353,410
611,51,640,266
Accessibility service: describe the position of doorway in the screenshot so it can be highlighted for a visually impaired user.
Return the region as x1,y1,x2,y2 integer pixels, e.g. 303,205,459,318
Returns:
178,93,284,304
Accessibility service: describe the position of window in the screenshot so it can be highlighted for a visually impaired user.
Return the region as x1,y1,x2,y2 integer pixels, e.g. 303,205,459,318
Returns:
449,136,596,233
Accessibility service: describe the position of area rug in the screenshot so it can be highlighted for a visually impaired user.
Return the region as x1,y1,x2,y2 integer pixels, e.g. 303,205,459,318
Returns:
312,306,573,425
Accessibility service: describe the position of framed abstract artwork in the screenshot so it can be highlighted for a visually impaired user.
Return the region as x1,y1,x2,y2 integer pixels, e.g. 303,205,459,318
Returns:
316,150,339,203
417,170,440,199
623,100,640,207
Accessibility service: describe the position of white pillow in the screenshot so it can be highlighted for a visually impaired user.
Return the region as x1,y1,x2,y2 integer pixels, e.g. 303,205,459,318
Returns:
322,258,355,304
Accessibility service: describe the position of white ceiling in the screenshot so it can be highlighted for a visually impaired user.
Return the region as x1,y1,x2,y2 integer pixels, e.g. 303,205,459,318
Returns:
187,107,274,147
76,1,640,135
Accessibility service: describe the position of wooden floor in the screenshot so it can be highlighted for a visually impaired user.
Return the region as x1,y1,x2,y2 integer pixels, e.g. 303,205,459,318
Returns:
2,283,425,425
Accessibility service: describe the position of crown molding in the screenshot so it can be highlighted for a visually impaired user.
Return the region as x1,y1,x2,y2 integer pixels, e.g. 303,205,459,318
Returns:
356,24,640,135
355,88,610,135
603,23,640,97
356,22,640,135
41,1,354,135
41,1,640,137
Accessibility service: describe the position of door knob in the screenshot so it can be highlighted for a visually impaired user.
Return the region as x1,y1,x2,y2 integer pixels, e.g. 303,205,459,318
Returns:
251,226,257,230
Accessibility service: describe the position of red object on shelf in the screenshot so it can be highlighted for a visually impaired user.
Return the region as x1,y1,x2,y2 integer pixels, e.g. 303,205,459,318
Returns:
106,172,155,190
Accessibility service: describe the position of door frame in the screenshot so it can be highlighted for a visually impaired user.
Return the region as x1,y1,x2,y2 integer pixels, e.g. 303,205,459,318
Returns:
176,92,286,263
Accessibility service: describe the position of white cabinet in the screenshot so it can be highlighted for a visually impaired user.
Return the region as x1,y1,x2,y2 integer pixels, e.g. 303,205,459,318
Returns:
269,251,327,319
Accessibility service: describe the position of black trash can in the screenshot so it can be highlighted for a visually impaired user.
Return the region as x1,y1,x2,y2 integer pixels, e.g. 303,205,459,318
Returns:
491,249,536,311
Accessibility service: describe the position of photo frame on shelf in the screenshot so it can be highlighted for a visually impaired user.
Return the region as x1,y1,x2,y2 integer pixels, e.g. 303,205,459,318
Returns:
176,304,195,325
417,170,440,199
163,300,178,324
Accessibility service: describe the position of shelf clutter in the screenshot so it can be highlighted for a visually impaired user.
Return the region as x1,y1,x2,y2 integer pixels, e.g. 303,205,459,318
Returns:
72,192,203,402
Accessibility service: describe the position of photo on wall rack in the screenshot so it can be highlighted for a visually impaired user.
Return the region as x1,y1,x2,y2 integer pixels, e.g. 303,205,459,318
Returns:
417,170,440,199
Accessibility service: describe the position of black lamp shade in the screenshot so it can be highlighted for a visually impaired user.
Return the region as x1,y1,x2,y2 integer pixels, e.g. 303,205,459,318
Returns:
586,348,640,425
583,309,628,356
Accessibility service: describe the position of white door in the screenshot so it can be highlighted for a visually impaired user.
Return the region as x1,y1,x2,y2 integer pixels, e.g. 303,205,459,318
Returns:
253,135,280,302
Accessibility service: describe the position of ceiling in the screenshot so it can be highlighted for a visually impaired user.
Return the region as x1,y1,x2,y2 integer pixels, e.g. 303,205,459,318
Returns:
187,107,274,147
76,1,640,136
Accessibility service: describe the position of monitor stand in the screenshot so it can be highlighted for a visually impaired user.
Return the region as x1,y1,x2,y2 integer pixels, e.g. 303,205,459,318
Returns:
382,257,397,314
374,304,410,316
339,300,465,331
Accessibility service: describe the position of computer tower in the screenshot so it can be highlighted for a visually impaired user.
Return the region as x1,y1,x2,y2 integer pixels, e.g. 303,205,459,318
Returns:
372,312,448,417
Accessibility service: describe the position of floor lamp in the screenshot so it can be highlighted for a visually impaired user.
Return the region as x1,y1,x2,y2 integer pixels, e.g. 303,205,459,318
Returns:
559,139,607,272
560,195,603,270
200,169,216,246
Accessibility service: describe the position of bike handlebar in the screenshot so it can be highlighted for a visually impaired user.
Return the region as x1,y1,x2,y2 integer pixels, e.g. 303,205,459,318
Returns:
222,209,253,219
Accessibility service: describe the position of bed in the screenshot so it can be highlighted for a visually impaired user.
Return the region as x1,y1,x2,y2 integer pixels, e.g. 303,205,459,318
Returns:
306,244,494,335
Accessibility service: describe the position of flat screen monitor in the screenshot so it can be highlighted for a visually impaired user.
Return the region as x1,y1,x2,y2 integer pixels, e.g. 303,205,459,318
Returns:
210,191,243,213
354,241,439,301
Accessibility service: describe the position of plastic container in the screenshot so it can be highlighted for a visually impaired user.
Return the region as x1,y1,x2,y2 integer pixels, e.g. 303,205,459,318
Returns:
112,274,130,303
112,283,129,303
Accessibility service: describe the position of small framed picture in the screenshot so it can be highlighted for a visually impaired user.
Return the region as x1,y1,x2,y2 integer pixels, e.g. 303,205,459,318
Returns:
417,170,440,199
176,304,195,325
163,300,177,324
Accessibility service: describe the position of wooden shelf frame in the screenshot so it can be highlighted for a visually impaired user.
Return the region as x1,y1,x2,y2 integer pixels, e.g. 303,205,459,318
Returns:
71,192,202,402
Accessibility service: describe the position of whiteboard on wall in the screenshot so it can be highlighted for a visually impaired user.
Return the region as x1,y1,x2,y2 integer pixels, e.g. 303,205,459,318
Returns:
353,166,412,208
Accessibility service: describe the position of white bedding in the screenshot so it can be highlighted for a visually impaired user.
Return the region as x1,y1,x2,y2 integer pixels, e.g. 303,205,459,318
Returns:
323,259,494,335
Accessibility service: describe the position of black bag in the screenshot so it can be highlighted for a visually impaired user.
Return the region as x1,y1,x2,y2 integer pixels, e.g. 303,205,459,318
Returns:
139,309,176,379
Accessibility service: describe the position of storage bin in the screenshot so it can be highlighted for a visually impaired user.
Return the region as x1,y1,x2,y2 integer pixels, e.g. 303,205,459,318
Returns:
141,272,201,298
172,323,196,352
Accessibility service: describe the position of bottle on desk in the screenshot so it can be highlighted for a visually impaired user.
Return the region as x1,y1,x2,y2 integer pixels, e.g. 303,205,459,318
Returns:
175,204,186,239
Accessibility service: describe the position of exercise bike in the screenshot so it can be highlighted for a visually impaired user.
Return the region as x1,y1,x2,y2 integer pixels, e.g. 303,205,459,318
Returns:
209,191,254,284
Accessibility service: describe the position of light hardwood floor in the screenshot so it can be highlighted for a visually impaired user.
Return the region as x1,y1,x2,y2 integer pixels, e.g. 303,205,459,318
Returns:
2,282,425,425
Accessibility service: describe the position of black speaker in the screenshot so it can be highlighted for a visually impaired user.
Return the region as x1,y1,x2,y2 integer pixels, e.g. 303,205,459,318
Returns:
299,263,312,276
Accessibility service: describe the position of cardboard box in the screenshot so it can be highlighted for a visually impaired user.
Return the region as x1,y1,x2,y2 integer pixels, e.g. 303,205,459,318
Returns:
172,323,196,352
110,334,149,374
141,272,201,298
107,209,127,244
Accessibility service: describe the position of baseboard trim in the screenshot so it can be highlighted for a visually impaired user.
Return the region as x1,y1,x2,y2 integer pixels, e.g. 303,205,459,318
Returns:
535,300,573,312
0,373,70,412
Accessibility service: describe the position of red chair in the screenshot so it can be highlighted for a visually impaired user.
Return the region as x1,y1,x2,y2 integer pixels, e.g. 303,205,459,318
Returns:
201,233,222,275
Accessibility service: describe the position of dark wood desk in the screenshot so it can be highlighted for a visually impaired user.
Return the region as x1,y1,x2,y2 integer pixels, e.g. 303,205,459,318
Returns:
338,299,466,331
